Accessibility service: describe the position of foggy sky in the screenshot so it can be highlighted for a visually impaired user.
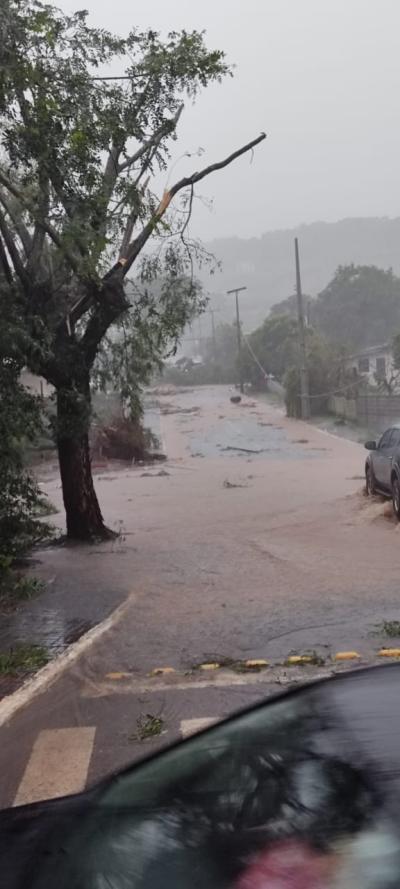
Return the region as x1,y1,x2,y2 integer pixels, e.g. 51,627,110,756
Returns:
60,0,400,241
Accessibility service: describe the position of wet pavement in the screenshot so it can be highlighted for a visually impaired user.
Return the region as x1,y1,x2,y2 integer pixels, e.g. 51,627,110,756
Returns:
2,384,400,805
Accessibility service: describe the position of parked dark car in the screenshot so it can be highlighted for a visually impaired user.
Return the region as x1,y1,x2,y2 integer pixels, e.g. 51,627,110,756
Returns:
365,424,400,517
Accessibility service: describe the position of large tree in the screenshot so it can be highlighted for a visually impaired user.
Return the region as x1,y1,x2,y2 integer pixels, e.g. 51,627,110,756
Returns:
242,314,300,385
0,0,265,540
313,265,400,349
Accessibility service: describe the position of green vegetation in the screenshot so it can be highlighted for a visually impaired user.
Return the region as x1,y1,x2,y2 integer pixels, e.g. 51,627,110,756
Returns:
130,714,165,741
0,573,44,612
0,644,49,676
374,620,400,638
0,0,264,541
0,288,54,603
313,265,400,349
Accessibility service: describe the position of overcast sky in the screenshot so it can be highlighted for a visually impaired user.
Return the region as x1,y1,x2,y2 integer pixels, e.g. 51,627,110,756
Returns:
60,0,400,241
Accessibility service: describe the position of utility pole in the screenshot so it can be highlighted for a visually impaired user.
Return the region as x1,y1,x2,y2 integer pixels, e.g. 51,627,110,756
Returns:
227,286,247,393
294,238,310,420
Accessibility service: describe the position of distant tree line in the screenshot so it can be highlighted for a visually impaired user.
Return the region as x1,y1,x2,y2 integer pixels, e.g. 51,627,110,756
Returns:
169,264,400,414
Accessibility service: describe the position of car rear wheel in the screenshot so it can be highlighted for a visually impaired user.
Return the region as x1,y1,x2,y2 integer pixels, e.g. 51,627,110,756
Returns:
392,476,400,519
366,465,376,496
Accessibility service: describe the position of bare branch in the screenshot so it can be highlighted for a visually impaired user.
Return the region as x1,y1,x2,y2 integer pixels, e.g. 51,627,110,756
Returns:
118,104,184,175
0,206,30,289
0,234,13,284
0,169,80,274
119,176,150,256
28,173,50,272
0,189,32,256
99,141,123,224
108,131,266,279
169,131,267,199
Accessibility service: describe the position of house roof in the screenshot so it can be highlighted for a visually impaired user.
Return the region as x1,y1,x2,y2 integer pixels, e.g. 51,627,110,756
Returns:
347,343,390,360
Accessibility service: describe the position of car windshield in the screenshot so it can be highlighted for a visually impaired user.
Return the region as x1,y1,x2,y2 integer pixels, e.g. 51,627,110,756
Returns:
2,1,400,885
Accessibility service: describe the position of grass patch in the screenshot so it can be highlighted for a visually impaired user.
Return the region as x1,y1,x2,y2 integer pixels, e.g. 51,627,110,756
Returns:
0,644,49,676
373,620,400,638
129,714,165,742
0,574,44,611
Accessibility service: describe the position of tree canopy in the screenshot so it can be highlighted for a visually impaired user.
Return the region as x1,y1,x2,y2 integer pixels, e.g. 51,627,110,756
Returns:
313,265,400,349
0,279,51,580
243,314,300,384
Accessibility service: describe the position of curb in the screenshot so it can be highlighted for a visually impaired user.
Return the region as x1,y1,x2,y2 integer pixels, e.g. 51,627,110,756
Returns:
0,594,135,728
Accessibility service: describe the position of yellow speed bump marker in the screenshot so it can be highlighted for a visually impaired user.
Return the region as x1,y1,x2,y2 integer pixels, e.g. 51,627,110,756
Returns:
286,655,315,665
378,648,400,658
199,663,220,671
333,651,361,661
151,667,176,676
244,659,269,668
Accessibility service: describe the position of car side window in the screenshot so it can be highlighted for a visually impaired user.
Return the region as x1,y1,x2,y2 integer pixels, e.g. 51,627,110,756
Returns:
379,429,394,449
390,429,400,448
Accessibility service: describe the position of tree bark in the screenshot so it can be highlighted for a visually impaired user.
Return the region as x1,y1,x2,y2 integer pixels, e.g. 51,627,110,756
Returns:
56,385,114,541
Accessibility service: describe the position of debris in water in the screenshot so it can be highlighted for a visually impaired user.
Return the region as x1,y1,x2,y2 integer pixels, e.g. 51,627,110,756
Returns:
141,469,170,477
223,479,248,489
223,446,262,454
230,395,241,404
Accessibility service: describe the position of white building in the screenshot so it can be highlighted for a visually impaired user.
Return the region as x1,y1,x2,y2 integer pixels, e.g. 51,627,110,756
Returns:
345,343,394,388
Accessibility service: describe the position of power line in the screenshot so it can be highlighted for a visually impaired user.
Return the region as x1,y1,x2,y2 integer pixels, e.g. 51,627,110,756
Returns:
91,76,131,81
242,334,361,400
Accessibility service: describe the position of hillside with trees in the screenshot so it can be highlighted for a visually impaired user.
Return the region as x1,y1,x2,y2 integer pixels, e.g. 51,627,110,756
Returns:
202,217,400,331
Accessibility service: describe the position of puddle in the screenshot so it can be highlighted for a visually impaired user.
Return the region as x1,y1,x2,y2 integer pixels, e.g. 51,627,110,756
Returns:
189,419,317,460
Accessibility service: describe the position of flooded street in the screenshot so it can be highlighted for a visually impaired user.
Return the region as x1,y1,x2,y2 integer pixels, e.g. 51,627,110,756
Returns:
2,384,400,806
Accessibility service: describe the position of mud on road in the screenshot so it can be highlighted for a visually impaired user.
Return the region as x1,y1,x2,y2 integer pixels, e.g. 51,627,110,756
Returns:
2,385,400,806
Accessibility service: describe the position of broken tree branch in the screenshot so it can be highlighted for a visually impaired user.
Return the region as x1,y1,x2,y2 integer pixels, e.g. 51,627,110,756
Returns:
106,131,266,279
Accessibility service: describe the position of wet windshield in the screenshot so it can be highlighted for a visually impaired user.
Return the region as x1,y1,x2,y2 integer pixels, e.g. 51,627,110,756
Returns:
2,0,400,885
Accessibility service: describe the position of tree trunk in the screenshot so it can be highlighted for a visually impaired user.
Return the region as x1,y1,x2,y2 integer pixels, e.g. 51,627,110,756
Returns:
56,385,114,541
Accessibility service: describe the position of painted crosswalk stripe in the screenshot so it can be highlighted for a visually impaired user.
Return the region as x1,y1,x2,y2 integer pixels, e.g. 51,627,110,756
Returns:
13,727,96,807
180,717,218,738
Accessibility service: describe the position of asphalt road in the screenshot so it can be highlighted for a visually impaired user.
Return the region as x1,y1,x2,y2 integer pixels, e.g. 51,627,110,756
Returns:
2,385,400,809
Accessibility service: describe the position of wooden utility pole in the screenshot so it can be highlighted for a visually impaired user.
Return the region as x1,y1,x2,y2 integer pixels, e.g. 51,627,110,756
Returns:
227,286,247,393
294,238,310,419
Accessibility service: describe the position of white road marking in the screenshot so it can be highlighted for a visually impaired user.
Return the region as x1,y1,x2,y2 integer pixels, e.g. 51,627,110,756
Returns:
180,717,218,738
13,727,96,807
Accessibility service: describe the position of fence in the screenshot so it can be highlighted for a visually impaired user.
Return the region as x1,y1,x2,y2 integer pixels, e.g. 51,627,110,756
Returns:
329,393,400,434
328,395,357,422
356,394,400,433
